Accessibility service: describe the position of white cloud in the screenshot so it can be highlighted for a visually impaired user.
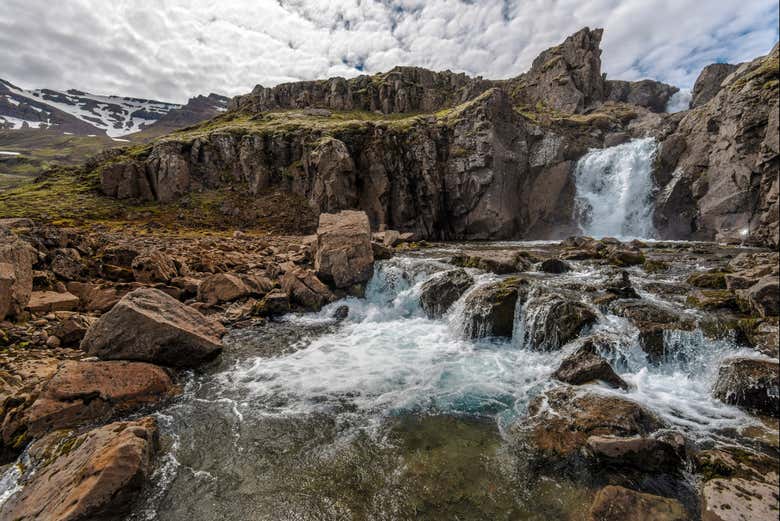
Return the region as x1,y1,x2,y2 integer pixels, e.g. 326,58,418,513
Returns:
1,0,777,103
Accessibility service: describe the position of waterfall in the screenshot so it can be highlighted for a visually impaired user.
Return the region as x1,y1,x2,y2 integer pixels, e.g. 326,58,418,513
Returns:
573,137,658,239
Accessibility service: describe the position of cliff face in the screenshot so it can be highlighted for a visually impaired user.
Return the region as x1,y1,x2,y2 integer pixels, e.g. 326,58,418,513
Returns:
91,27,776,246
653,44,779,248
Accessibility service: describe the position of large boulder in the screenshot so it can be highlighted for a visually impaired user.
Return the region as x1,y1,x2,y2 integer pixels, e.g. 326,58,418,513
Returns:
419,269,474,318
712,357,779,417
588,486,688,521
0,417,159,521
80,288,225,367
518,291,597,350
742,276,779,317
517,387,666,458
0,226,37,320
314,210,374,289
461,278,527,338
2,360,176,446
553,339,627,389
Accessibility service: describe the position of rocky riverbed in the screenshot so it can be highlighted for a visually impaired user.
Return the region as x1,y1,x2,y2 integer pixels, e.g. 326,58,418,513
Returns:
1,213,778,521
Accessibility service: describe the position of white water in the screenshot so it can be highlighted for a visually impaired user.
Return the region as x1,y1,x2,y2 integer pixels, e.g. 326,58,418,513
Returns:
665,88,692,112
217,255,754,438
573,138,658,239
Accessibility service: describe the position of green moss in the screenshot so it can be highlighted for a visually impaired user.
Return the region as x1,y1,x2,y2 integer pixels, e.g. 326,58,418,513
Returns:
643,259,670,273
687,271,728,289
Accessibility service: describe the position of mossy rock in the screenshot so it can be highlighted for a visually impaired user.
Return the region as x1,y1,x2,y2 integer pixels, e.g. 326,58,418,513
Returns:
687,271,727,289
643,259,670,273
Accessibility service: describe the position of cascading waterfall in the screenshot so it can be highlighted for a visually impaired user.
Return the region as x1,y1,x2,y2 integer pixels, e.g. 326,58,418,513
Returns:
573,137,658,239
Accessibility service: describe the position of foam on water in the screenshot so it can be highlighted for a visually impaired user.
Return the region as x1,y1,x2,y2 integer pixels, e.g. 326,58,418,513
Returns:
574,137,658,239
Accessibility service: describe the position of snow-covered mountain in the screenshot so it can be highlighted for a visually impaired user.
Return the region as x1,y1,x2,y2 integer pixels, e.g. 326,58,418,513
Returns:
0,79,229,138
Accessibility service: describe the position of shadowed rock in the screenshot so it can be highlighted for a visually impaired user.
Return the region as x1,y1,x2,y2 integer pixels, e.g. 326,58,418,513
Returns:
553,339,628,389
419,268,474,318
713,357,779,417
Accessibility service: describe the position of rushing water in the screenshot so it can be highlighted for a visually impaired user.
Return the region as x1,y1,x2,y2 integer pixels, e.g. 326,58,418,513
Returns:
1,243,770,520
573,138,658,239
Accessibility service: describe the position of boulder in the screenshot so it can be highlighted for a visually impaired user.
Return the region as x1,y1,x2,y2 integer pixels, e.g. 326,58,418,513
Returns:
419,269,474,318
131,250,178,283
585,432,686,472
701,478,779,521
66,281,134,312
281,267,335,311
519,387,666,458
712,357,779,417
452,250,531,274
519,292,597,350
462,278,527,338
53,314,98,346
0,417,159,521
588,486,688,521
539,258,571,274
198,273,249,305
687,270,727,289
553,340,627,389
0,262,15,321
80,288,225,367
743,276,779,317
3,360,176,444
0,227,37,319
26,291,80,313
50,248,83,281
605,246,645,267
314,210,374,289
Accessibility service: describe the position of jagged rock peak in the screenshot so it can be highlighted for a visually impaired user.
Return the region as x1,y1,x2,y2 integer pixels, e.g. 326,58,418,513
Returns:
690,62,739,108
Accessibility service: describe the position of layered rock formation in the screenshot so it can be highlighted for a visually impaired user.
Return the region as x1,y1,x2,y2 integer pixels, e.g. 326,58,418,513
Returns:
653,44,779,247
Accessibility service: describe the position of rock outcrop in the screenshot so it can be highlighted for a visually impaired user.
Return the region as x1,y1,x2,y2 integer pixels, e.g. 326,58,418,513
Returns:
690,63,739,108
553,339,628,389
81,287,225,367
461,277,527,338
605,79,679,113
712,357,779,417
419,268,474,318
654,44,779,248
0,417,159,521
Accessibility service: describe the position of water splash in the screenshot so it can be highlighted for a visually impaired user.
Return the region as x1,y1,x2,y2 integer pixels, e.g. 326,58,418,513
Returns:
665,88,692,112
573,138,658,239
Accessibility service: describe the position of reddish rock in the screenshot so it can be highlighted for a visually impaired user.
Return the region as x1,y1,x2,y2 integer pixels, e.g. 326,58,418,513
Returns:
589,486,688,521
26,291,80,313
0,227,37,319
131,249,178,283
314,210,374,289
0,417,159,521
282,267,335,311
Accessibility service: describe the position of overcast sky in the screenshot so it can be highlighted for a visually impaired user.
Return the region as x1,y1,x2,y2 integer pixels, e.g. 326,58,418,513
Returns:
1,0,778,103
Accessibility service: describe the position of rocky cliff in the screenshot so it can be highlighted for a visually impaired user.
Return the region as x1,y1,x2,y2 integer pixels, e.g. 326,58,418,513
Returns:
653,44,779,248
86,28,777,246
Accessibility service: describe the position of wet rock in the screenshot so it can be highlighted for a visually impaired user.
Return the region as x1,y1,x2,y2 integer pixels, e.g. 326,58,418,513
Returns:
539,258,571,274
0,417,159,521
553,339,627,389
452,250,531,275
314,210,374,289
0,226,37,320
603,270,640,299
605,246,645,267
3,360,175,443
50,248,83,281
332,305,349,321
519,387,666,458
462,277,527,338
81,288,225,367
26,291,80,313
588,486,688,521
608,300,693,361
585,432,686,472
520,292,597,350
686,290,740,312
743,276,779,318
252,290,291,317
371,242,393,260
419,269,474,319
53,314,98,346
712,357,779,417
701,478,779,521
131,249,178,283
282,267,335,311
687,270,727,289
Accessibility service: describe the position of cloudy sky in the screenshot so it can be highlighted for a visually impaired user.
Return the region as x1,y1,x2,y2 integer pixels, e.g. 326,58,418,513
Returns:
1,0,778,103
